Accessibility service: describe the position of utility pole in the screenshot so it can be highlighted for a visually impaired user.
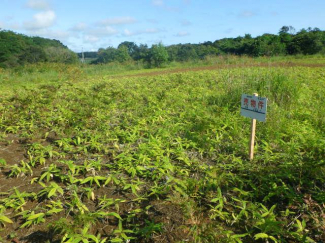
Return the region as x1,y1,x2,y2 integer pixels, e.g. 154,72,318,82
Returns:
81,47,85,63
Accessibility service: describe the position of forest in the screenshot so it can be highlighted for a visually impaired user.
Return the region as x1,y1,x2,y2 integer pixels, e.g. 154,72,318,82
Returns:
85,26,325,67
0,30,78,68
1,26,325,68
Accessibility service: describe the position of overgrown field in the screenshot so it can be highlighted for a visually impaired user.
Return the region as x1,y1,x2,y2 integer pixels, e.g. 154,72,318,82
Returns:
0,60,324,242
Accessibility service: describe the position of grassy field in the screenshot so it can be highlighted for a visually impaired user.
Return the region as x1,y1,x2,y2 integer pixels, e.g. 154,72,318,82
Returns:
0,56,324,242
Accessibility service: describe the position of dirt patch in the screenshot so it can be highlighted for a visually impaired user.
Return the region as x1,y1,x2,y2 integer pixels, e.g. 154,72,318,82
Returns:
114,62,325,79
0,134,28,193
0,134,26,167
149,200,190,242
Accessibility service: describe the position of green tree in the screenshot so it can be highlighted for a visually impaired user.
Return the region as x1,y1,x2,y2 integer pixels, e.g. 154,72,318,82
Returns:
0,29,77,67
118,41,138,58
20,46,47,64
166,45,179,61
116,45,131,63
195,43,219,58
289,28,324,55
177,44,199,61
44,47,78,64
94,47,117,64
149,43,169,67
252,34,286,56
279,26,296,35
93,46,131,64
133,44,150,61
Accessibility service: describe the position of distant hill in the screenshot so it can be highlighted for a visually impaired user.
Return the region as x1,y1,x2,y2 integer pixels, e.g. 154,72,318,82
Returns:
0,30,78,68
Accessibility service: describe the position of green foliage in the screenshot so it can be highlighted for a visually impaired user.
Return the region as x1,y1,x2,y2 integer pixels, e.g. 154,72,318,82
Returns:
0,30,78,68
44,46,78,64
0,158,6,166
149,42,169,67
252,34,286,56
90,26,324,68
214,26,325,57
0,207,13,226
0,58,324,241
2,26,324,69
93,46,131,64
288,28,324,55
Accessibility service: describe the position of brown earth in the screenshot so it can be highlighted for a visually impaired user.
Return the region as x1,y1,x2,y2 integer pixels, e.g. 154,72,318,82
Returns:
114,62,325,79
0,134,26,167
0,134,28,195
0,134,190,242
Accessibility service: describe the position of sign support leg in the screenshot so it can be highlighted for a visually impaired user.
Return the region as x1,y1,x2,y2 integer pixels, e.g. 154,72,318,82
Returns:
249,93,258,160
249,118,256,160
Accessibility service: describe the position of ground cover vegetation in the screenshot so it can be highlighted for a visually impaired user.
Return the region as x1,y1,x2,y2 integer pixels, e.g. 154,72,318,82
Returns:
0,56,324,242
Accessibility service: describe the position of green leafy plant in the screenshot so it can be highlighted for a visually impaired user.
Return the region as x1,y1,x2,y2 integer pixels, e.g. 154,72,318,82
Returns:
38,182,64,199
0,206,13,227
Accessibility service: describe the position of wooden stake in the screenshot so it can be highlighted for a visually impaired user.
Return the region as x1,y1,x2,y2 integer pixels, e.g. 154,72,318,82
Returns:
249,93,258,160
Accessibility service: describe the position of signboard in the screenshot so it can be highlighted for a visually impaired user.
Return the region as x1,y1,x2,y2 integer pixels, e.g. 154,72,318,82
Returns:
241,94,267,122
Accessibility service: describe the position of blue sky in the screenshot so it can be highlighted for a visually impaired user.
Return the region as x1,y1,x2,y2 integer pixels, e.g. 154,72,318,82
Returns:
0,0,324,52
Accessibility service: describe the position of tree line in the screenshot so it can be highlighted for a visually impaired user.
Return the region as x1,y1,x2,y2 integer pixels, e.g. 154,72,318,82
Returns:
0,30,78,68
1,26,324,68
83,26,325,67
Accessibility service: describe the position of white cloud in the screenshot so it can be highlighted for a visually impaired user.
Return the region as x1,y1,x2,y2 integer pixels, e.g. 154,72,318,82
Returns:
88,26,118,36
123,28,161,36
84,35,99,43
27,29,70,41
224,28,233,34
70,23,87,32
147,19,158,24
152,0,179,12
176,31,189,37
24,10,56,30
7,23,21,30
0,16,21,31
123,29,133,36
144,28,160,34
26,0,51,10
152,0,164,6
4,15,14,21
99,17,137,26
48,30,70,39
238,11,256,18
181,19,192,26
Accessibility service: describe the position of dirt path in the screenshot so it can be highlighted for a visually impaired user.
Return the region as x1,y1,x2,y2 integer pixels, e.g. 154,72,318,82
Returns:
113,62,325,79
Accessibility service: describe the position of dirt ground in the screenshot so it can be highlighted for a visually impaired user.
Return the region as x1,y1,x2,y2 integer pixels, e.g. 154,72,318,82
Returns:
115,62,325,79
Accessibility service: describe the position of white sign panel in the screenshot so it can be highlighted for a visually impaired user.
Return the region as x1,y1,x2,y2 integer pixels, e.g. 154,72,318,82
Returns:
241,94,267,122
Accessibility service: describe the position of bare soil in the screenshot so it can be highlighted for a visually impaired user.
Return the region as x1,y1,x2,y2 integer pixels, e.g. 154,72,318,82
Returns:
114,62,325,79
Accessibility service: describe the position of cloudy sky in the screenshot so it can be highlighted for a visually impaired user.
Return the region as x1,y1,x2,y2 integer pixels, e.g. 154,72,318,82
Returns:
0,0,324,52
